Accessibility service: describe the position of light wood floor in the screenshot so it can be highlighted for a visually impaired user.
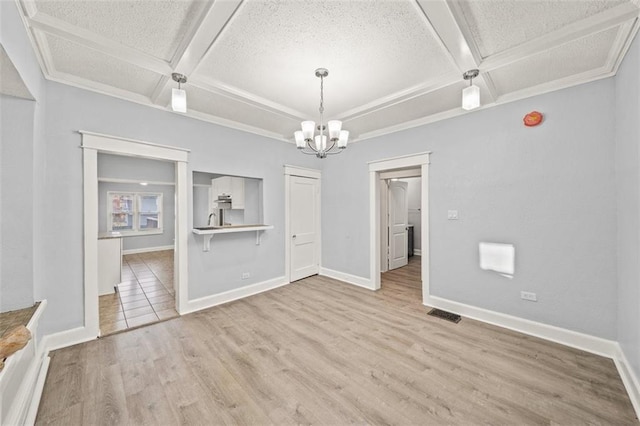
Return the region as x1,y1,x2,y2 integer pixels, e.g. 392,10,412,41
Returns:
37,265,637,425
382,255,422,290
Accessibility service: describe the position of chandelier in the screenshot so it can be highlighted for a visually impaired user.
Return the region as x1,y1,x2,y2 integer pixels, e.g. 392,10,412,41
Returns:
294,68,349,158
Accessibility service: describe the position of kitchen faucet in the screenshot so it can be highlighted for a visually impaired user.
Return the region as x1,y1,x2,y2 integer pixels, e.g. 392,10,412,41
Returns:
208,212,216,226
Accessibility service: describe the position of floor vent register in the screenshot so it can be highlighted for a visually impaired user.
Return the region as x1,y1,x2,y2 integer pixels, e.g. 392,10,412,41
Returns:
427,308,462,324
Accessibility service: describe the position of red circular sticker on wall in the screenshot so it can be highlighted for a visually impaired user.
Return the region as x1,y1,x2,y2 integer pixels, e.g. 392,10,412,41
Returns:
523,111,543,127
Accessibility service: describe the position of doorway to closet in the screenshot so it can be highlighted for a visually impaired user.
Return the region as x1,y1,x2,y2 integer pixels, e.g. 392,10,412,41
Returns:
368,152,430,304
380,173,422,292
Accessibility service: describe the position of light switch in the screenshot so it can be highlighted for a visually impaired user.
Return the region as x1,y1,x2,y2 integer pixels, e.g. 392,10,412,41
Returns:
447,210,459,220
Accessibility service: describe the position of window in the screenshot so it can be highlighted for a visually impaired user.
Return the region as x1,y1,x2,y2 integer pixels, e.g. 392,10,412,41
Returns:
108,192,163,235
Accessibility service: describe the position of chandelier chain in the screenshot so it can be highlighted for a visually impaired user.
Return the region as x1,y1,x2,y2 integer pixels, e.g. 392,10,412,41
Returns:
319,75,324,114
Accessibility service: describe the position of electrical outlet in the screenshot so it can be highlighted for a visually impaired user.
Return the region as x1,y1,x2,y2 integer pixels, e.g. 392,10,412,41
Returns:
520,291,537,302
241,272,250,280
447,210,459,220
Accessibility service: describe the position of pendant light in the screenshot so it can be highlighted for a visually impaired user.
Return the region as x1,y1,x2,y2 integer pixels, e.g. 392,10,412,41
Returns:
462,69,480,111
171,73,187,113
294,68,349,159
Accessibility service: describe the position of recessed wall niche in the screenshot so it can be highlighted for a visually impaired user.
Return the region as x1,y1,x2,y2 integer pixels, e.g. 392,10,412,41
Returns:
192,171,264,228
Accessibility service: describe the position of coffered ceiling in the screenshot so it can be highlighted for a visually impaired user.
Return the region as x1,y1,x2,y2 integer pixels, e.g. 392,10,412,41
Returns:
15,0,640,142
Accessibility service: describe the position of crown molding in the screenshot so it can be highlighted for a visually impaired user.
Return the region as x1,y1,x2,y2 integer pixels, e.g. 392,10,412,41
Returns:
44,71,289,143
13,0,638,147
608,17,640,75
357,66,615,143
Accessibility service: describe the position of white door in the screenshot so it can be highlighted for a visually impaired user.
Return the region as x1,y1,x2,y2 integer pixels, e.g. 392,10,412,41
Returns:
388,181,408,270
290,175,320,281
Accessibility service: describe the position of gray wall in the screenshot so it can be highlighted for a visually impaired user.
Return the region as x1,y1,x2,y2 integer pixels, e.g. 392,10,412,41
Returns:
323,78,618,340
40,80,317,334
615,33,640,381
98,153,175,251
1,96,35,311
0,1,47,312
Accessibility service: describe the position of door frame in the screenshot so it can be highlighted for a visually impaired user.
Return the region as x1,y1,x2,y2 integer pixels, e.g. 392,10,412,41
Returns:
369,152,430,304
81,131,190,338
284,165,321,283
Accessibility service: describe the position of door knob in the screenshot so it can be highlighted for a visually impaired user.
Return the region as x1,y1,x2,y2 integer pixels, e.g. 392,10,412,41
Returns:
292,235,297,239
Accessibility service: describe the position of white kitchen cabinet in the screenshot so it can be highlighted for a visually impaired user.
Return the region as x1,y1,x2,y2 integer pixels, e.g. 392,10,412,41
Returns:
211,176,245,209
98,235,122,295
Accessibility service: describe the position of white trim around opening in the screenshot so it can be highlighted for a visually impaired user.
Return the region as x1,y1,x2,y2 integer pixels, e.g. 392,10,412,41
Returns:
368,152,431,303
81,131,190,340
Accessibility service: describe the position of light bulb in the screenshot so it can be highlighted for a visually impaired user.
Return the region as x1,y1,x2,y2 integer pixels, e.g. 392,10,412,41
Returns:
294,131,305,149
338,130,349,149
328,120,342,140
301,121,315,140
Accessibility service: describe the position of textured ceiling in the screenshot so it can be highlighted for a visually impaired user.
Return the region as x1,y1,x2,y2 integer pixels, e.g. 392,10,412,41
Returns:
15,0,640,143
0,44,34,100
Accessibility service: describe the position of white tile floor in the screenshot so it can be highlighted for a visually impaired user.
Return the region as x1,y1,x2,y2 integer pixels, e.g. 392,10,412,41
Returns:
99,250,178,335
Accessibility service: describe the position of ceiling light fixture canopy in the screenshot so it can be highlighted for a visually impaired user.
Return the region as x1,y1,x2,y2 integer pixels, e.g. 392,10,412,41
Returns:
171,72,187,113
294,68,348,159
462,69,480,111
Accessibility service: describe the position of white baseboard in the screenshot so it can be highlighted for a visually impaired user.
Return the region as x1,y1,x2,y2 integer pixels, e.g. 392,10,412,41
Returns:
122,245,174,255
413,249,422,256
426,295,618,358
42,326,98,353
25,355,50,425
182,276,288,315
614,344,640,419
320,267,374,290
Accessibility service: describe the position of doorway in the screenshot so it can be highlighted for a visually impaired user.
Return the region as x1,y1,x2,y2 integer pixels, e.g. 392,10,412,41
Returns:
82,131,189,339
96,153,179,334
368,152,430,304
285,165,321,283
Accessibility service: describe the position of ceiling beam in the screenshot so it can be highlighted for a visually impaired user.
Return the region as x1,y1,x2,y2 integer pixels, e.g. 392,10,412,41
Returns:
414,0,497,103
607,18,640,74
336,73,459,122
189,77,307,121
150,0,243,104
480,2,640,72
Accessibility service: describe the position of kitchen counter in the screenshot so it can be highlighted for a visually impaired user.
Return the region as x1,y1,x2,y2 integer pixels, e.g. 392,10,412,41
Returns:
98,231,123,240
192,224,274,251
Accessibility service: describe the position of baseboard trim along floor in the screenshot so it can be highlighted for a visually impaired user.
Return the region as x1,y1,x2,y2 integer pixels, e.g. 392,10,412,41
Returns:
320,268,374,290
182,276,289,315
